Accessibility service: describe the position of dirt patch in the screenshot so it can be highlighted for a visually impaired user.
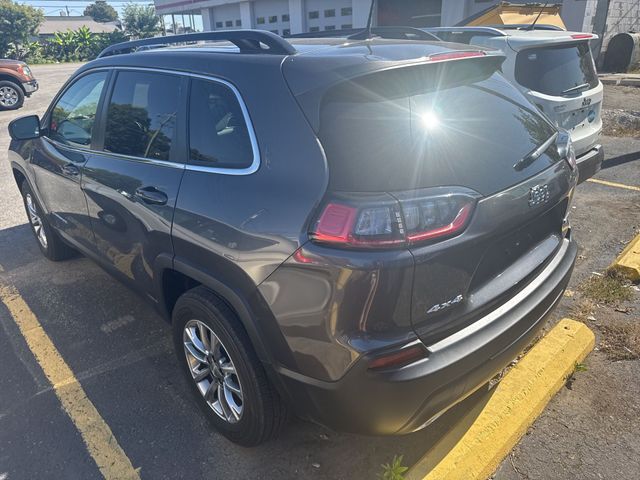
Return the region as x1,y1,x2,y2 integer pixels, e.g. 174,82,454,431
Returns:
598,321,640,360
579,271,634,304
602,109,640,137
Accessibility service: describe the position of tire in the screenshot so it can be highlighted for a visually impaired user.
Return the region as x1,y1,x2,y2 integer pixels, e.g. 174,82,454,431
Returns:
172,286,288,446
0,80,24,110
20,181,76,261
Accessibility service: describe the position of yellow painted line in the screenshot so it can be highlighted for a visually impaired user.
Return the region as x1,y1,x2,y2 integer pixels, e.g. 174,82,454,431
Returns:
586,178,640,192
609,232,640,282
0,282,140,480
407,319,595,480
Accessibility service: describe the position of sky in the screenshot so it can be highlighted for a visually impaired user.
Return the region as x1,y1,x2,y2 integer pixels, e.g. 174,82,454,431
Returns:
20,0,154,17
19,0,204,31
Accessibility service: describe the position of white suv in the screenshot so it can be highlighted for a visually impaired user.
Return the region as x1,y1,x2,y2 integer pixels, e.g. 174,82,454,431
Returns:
426,26,604,183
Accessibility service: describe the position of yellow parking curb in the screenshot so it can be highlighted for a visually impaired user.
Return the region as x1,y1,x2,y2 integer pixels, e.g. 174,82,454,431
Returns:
407,319,595,480
609,232,640,282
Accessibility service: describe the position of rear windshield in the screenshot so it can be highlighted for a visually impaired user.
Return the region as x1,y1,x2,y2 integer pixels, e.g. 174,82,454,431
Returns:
319,72,557,195
515,43,598,96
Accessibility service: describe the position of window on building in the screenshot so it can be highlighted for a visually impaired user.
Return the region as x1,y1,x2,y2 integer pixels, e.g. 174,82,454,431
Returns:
256,16,265,24
49,72,107,148
309,26,319,32
283,28,290,36
225,20,233,27
282,14,289,22
325,25,335,30
341,24,352,29
215,21,223,28
325,9,335,18
188,78,254,169
269,15,277,23
309,11,319,19
235,19,241,26
104,71,181,162
341,7,352,16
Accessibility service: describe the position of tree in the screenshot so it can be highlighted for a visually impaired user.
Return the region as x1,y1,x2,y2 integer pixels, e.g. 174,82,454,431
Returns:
0,0,44,58
84,1,118,23
122,4,162,39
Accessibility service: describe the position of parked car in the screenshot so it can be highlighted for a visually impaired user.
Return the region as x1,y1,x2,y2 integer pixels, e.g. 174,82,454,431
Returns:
8,31,578,446
425,26,604,183
0,59,38,110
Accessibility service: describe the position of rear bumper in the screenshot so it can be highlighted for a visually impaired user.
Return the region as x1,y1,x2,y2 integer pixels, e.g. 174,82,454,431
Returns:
22,79,38,95
576,144,603,184
278,236,577,435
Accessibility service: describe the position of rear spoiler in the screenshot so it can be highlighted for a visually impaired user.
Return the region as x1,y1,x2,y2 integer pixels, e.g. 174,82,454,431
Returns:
288,51,506,132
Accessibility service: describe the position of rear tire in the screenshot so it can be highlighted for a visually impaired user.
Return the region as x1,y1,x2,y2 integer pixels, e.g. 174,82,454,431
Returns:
20,181,76,261
172,286,288,446
0,81,24,110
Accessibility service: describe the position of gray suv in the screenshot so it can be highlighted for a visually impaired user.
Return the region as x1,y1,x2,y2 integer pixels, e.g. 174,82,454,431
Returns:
8,31,578,446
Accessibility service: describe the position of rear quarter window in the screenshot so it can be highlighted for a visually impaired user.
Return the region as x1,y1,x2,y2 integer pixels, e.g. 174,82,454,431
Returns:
187,78,254,169
515,42,598,96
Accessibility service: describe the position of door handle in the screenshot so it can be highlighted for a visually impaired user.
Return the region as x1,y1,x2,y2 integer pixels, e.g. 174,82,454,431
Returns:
62,164,80,176
134,186,168,205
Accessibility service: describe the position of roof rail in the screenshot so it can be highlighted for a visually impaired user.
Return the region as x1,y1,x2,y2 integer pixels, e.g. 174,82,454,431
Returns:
424,26,507,38
98,30,297,58
288,26,439,41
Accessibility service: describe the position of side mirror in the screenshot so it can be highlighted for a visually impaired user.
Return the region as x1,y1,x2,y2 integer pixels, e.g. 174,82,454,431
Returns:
8,115,41,141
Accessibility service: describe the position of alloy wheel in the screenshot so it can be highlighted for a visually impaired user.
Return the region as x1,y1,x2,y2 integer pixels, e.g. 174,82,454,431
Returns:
25,193,48,249
0,86,19,108
183,319,244,423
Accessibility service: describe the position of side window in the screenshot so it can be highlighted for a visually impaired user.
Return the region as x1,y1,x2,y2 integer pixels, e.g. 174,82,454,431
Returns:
49,72,107,147
188,78,254,169
103,71,181,161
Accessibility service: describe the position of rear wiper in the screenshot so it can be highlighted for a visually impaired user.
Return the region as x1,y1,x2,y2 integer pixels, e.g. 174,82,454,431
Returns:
561,83,590,95
513,132,558,171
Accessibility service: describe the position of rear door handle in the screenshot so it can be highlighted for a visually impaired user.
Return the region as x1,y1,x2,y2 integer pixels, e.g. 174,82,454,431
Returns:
62,164,80,176
134,186,168,205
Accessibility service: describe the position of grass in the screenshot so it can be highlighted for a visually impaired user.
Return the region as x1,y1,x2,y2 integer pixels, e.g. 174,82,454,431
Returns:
579,272,634,305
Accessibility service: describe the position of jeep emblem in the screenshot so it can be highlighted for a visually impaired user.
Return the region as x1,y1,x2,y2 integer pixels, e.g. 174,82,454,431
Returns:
529,184,550,207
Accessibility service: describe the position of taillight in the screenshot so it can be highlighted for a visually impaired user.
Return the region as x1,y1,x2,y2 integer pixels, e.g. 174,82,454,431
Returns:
309,190,477,249
426,51,486,62
556,130,577,171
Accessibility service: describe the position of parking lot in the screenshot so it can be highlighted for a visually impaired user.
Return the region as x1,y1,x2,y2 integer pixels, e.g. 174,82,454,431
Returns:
1,64,639,479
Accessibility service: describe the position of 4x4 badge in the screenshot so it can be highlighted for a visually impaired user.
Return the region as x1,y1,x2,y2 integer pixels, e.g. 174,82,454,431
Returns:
529,184,550,207
427,294,464,314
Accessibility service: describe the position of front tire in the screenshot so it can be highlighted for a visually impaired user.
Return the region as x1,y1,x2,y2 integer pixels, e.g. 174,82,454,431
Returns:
0,81,24,110
21,181,75,261
172,286,288,446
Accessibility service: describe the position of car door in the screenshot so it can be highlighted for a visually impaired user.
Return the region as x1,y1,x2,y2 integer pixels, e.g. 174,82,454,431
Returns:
81,69,187,298
31,70,109,252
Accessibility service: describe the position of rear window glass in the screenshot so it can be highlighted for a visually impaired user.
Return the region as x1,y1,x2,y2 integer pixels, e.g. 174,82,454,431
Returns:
319,73,557,194
515,43,598,96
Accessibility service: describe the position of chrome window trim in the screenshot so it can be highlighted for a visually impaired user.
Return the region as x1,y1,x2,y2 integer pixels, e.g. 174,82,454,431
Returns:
72,65,261,175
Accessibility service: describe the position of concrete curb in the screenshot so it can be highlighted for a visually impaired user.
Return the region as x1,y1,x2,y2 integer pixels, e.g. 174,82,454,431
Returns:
600,76,640,87
609,232,640,282
406,319,595,480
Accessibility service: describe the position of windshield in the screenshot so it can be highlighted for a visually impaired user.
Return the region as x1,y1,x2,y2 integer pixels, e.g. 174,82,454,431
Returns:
319,73,558,195
515,42,598,96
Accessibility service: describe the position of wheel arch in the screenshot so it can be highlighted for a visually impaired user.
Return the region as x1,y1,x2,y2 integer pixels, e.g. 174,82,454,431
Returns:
0,73,25,93
154,255,287,368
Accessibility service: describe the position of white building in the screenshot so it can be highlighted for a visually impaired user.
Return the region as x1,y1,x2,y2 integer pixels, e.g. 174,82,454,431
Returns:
153,0,637,55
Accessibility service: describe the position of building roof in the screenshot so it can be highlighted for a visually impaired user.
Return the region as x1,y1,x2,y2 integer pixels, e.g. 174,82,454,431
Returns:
39,16,120,35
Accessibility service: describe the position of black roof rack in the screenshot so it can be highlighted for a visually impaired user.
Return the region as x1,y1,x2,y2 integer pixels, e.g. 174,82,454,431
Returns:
287,26,439,42
98,30,297,58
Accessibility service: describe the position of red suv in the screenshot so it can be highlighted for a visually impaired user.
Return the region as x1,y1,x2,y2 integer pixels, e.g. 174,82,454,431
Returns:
0,59,38,110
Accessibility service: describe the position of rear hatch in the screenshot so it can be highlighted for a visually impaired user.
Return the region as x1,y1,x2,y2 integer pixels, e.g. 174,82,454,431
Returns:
510,36,603,155
287,48,574,344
